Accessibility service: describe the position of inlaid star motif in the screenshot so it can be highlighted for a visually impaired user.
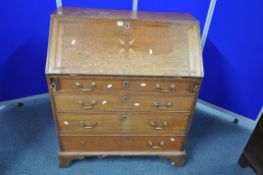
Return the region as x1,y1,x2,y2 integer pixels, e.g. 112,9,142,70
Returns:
118,39,136,54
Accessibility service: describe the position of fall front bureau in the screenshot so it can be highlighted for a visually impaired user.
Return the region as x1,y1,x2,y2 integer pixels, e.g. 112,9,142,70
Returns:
46,7,204,168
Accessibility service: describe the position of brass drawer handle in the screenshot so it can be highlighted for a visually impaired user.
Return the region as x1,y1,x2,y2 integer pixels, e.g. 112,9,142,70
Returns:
78,100,97,110
155,83,175,93
153,101,172,110
75,82,96,91
79,120,97,129
148,140,165,149
150,121,168,130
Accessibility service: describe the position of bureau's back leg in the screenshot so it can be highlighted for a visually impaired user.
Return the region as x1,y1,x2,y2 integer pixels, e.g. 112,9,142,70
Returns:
238,153,249,168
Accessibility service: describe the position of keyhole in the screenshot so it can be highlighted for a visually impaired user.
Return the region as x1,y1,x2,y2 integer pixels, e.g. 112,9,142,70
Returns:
121,114,128,121
124,22,130,29
122,96,129,103
123,80,129,87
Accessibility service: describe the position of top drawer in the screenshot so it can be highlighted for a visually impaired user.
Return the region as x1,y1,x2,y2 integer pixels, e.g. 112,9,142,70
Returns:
48,76,200,94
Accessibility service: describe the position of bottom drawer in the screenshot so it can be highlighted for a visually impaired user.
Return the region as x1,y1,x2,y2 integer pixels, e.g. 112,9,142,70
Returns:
61,136,184,151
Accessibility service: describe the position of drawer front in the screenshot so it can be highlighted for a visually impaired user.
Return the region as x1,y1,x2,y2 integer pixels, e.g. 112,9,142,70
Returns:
54,94,195,112
50,76,199,94
60,136,184,151
57,112,190,135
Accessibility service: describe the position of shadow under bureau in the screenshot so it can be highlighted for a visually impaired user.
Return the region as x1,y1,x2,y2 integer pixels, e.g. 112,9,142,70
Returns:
45,7,204,168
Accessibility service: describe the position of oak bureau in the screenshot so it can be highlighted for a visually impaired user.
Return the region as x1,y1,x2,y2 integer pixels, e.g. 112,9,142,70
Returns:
45,7,204,168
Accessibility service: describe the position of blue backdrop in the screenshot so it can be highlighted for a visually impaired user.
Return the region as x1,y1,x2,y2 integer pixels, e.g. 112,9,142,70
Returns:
0,0,262,120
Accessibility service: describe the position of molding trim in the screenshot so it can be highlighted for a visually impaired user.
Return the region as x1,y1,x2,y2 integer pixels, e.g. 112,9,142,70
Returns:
0,93,49,106
197,99,256,129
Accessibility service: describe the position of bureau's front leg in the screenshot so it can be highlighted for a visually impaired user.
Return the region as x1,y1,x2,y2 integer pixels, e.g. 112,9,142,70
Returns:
169,154,186,167
58,153,85,168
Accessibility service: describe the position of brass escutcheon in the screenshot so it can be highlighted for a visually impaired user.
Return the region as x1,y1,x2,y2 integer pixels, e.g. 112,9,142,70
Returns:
123,80,129,88
122,96,129,103
193,84,199,92
124,22,130,29
50,79,56,91
121,114,129,121
121,136,127,143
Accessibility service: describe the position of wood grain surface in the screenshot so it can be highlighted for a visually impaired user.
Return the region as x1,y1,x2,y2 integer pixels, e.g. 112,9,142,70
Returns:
46,7,203,77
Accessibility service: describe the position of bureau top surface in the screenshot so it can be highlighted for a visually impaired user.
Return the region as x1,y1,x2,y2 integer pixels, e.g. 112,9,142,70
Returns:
46,7,203,78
